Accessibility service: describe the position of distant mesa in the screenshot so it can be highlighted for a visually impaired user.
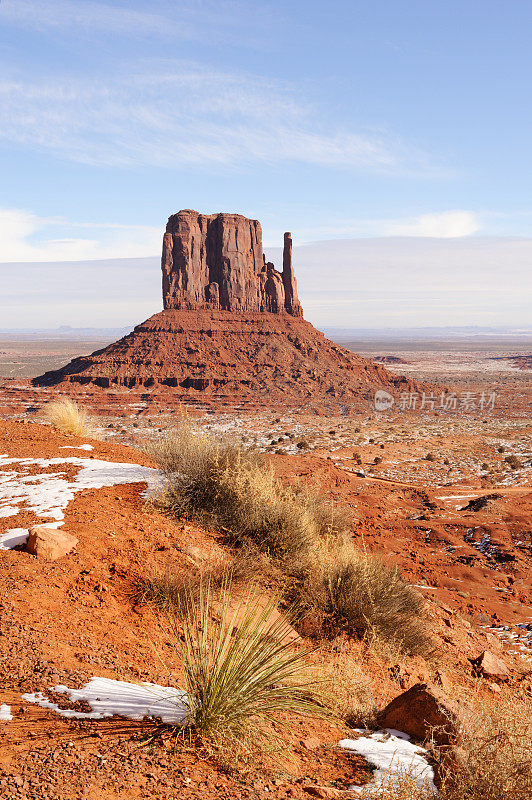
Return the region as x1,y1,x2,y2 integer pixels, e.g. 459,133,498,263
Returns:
33,210,419,403
372,355,410,365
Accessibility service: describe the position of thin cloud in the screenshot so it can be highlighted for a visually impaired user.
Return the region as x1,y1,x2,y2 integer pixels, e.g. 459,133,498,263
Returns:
386,210,481,238
0,0,269,45
0,65,440,174
0,208,162,262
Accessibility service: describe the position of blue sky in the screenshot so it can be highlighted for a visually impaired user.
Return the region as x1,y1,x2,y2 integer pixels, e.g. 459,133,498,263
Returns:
0,0,531,328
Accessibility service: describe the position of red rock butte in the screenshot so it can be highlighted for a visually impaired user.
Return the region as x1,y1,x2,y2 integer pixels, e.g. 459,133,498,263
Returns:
33,210,419,402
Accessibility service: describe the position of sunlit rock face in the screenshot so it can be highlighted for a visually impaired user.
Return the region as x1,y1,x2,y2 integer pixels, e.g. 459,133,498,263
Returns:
161,210,302,317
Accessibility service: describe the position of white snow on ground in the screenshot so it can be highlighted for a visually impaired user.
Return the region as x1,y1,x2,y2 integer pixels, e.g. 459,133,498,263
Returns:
60,445,94,451
0,528,32,550
339,729,437,796
0,456,158,550
0,704,13,721
22,677,187,723
0,506,18,518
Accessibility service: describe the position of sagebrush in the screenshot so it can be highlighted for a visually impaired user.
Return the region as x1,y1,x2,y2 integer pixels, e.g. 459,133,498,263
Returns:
147,424,432,657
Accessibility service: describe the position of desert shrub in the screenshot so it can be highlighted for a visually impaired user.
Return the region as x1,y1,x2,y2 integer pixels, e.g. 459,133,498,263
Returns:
504,455,523,469
308,548,432,657
353,451,362,464
297,439,310,450
312,650,375,727
146,425,321,560
374,456,383,465
44,397,92,437
170,579,325,744
425,453,436,462
306,492,352,540
147,425,432,659
434,690,532,800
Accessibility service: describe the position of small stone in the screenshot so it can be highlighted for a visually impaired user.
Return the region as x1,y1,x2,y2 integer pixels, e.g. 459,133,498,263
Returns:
26,526,78,561
302,785,340,799
471,650,509,679
300,736,321,750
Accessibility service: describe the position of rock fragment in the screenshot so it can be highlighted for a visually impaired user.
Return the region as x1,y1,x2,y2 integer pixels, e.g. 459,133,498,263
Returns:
471,650,509,679
26,526,78,560
377,682,459,745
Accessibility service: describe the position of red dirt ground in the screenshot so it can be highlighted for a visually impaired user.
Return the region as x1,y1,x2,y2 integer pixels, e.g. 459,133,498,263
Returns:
0,416,530,799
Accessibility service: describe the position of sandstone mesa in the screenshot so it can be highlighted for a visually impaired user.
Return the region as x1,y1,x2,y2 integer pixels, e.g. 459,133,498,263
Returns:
33,210,418,402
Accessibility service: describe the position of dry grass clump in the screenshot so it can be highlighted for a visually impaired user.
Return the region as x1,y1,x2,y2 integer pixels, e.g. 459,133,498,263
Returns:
311,649,376,727
133,567,204,611
44,397,92,437
306,547,432,657
146,426,326,561
168,579,326,747
435,690,532,800
372,690,532,800
504,454,523,469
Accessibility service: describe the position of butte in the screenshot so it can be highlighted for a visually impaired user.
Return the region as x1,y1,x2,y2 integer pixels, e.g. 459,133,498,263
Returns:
33,210,418,406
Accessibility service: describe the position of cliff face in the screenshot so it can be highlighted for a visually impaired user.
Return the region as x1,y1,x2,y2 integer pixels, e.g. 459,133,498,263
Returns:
161,210,302,317
33,208,422,405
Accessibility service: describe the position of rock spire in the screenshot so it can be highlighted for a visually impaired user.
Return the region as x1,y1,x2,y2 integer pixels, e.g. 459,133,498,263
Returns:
161,210,302,316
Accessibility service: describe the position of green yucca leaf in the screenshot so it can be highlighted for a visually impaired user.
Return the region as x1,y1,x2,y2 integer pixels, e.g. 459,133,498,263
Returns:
171,577,325,737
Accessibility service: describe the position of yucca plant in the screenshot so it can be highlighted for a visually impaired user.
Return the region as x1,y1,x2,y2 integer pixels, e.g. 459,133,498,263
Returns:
170,578,325,742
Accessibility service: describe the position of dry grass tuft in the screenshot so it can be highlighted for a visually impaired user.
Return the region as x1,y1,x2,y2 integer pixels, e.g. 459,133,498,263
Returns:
311,649,376,727
368,690,532,800
304,546,433,657
435,689,532,800
167,578,326,747
146,425,328,561
44,397,92,437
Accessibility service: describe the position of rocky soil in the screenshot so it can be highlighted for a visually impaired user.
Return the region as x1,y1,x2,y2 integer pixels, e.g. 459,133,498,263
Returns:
0,387,530,798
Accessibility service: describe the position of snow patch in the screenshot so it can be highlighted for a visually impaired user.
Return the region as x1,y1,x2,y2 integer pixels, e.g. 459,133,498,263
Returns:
0,704,13,721
0,456,158,526
340,729,437,795
60,445,94,451
22,677,187,723
0,506,18,518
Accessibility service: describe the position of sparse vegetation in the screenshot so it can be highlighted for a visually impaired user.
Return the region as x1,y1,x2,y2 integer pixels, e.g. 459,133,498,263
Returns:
504,454,523,469
373,690,532,800
425,452,436,462
44,397,92,437
147,425,328,561
168,579,326,746
147,424,432,658
307,547,432,657
435,690,532,800
312,649,375,727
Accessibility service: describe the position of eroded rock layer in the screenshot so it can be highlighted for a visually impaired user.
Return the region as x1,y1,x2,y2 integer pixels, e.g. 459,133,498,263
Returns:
33,310,417,400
